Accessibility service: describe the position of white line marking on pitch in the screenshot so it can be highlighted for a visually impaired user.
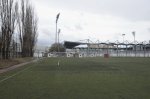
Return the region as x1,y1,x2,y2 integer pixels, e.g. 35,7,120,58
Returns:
0,65,33,84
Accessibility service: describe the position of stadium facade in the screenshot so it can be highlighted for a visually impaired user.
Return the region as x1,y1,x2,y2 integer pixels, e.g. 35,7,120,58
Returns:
63,41,150,57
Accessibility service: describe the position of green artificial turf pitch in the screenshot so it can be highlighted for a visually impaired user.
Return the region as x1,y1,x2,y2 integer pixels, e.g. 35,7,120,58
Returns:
0,57,150,99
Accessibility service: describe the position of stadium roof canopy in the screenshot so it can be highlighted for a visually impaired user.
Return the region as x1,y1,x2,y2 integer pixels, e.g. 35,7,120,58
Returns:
64,41,87,49
64,40,150,49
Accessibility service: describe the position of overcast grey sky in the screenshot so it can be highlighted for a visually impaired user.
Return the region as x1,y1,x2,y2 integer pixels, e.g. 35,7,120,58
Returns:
31,0,150,47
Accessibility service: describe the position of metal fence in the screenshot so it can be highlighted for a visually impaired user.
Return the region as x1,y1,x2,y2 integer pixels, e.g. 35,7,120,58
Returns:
40,50,150,58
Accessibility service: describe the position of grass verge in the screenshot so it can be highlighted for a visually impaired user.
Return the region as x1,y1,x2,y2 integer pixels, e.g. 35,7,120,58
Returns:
0,57,34,69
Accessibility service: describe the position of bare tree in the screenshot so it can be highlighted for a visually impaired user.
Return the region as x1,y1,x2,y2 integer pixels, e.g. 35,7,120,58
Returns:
0,32,2,59
0,0,18,59
0,0,38,59
18,0,38,57
49,43,65,52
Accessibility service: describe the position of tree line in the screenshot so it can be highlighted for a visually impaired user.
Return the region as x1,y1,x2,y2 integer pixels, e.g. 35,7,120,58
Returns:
0,0,38,59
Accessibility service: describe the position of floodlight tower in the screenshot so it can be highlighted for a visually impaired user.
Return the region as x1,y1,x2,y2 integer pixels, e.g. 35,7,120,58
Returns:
122,34,125,43
132,31,135,43
58,29,61,52
55,13,60,44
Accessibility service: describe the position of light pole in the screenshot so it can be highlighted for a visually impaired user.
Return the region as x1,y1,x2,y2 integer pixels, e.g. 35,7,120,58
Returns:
132,31,136,57
122,34,125,43
56,13,60,44
58,29,61,52
87,39,90,56
132,31,135,43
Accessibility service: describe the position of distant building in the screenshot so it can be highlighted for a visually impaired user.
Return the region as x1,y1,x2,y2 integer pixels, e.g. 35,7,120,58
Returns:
64,41,150,57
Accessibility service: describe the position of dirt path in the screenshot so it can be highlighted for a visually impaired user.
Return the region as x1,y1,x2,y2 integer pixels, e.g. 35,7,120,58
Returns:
0,59,38,74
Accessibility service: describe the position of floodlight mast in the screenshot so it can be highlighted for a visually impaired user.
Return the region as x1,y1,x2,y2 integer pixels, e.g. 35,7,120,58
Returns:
55,13,60,44
58,29,61,52
132,31,135,44
122,34,125,43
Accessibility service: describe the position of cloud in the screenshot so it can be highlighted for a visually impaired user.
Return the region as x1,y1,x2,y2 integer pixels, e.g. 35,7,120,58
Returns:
31,0,150,47
148,28,150,32
33,0,150,21
75,24,83,31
